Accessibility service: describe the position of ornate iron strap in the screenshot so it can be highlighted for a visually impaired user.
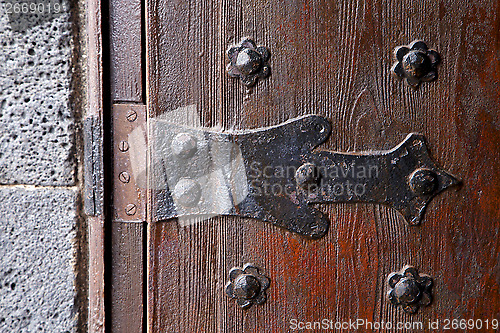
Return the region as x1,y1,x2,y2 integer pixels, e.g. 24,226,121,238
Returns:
148,115,459,238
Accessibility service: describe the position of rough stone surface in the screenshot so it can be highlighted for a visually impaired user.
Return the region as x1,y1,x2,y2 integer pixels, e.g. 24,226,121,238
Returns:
0,0,75,185
0,187,77,333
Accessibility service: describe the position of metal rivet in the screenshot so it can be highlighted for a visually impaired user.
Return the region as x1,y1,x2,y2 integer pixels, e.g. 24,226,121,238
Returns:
119,171,131,183
171,133,197,159
295,163,320,190
225,264,270,309
388,265,433,314
235,49,263,75
409,168,437,196
393,278,420,303
118,140,129,152
125,203,137,216
402,51,429,78
126,110,137,122
226,37,271,88
173,178,202,207
391,40,441,89
233,274,261,299
315,123,326,133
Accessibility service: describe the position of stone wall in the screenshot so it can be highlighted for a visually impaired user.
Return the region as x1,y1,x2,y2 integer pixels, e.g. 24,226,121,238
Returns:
0,0,84,332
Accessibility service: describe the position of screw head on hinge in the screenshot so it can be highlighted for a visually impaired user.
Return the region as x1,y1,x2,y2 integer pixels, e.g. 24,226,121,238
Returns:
125,203,137,216
118,140,129,152
119,171,131,183
126,110,137,122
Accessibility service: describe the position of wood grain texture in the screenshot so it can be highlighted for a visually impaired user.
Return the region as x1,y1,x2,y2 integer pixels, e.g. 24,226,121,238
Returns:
110,0,143,102
107,1,146,331
108,106,147,333
88,216,106,333
86,0,105,330
110,222,145,333
146,0,500,332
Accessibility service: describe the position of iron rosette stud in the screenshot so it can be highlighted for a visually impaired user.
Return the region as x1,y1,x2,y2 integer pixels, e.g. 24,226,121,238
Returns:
225,263,270,309
226,37,271,88
387,265,433,314
391,40,441,89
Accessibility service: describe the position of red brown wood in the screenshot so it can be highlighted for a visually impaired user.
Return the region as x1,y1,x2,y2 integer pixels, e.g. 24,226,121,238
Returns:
109,0,143,102
110,222,145,333
144,0,500,332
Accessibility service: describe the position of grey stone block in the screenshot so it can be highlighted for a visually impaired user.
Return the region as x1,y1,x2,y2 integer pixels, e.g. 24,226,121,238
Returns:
0,188,77,333
0,0,75,185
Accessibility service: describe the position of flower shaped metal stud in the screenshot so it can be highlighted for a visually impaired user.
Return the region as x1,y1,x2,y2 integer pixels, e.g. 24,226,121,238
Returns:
391,40,441,89
227,38,271,88
225,263,270,309
387,265,433,314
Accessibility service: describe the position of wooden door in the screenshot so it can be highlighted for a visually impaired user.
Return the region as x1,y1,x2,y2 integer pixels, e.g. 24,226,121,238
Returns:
106,0,500,332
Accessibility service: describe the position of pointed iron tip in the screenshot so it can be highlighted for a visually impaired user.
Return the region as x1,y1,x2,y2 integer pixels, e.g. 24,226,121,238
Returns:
437,170,462,192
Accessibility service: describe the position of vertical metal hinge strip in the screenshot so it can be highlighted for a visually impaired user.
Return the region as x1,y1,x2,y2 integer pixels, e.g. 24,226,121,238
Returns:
112,104,147,222
84,116,103,216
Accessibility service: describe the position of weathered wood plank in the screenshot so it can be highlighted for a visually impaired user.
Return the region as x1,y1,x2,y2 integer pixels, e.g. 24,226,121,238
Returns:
110,222,144,333
88,216,106,333
146,0,500,331
110,0,143,102
86,0,105,330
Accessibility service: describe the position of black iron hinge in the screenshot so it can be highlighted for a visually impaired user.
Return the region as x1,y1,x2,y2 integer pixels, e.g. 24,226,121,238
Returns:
146,115,460,239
